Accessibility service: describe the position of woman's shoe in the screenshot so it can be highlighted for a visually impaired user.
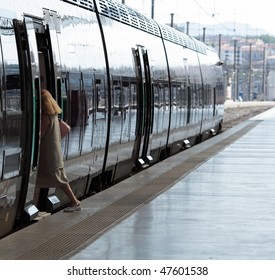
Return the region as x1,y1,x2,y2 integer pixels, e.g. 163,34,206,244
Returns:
63,204,81,212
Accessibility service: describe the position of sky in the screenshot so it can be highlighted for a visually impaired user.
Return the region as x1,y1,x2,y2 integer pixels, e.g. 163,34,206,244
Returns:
118,0,275,36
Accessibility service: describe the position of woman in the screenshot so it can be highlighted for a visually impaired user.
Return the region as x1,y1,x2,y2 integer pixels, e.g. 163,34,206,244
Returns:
36,89,81,212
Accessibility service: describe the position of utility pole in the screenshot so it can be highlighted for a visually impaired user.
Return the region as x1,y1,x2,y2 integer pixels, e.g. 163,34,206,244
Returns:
151,0,155,19
186,22,189,35
202,27,206,43
233,39,237,101
236,46,240,99
218,34,221,58
248,43,253,101
262,46,266,100
170,13,174,27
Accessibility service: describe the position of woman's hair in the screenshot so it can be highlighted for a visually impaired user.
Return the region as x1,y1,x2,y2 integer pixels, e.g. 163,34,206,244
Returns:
41,89,62,115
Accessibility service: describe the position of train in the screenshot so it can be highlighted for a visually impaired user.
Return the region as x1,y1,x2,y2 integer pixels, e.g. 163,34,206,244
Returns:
0,0,225,239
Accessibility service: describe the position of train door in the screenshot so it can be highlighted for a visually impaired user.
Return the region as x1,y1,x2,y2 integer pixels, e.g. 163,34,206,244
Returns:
33,14,63,210
36,15,63,209
0,18,34,237
132,46,154,167
15,15,62,212
10,17,44,228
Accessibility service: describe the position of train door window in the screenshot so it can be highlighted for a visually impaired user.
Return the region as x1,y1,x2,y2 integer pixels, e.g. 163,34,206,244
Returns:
0,18,22,180
36,28,51,91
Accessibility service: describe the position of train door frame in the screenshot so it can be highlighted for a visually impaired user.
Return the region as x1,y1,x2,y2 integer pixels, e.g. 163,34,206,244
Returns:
5,18,36,229
132,46,154,168
36,16,63,210
11,13,62,223
21,15,61,211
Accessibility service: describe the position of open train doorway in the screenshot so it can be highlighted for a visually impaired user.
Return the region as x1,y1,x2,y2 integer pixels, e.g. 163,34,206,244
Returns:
18,14,62,213
33,20,55,210
34,14,63,211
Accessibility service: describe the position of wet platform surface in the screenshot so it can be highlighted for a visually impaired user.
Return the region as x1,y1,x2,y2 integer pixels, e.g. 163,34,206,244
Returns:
1,107,275,260
70,108,275,260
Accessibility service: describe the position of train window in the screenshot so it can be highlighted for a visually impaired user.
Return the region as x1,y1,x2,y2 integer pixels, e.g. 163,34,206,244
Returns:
81,72,93,153
1,148,21,180
163,84,170,130
177,83,186,128
61,70,100,157
120,80,131,143
92,76,107,151
60,74,69,122
186,86,191,124
194,85,199,123
181,83,188,126
110,77,136,144
171,83,182,129
129,81,137,141
61,72,82,157
95,77,107,120
213,87,217,117
152,82,169,134
0,18,22,180
111,78,123,144
153,83,160,134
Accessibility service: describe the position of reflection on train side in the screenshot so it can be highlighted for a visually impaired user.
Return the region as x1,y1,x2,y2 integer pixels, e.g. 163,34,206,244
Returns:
113,81,132,116
59,74,139,157
0,17,22,190
60,73,108,156
0,73,22,180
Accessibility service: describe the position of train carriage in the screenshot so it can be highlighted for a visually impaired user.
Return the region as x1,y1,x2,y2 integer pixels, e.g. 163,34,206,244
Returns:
0,0,225,238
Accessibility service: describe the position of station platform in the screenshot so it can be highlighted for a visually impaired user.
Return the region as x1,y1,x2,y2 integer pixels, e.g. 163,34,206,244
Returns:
1,107,275,260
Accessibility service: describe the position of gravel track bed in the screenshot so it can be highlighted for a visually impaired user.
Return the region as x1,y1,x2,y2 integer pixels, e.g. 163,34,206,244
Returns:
223,101,275,130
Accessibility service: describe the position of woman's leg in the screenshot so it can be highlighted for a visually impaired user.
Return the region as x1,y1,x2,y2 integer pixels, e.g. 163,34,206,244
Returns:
61,184,80,206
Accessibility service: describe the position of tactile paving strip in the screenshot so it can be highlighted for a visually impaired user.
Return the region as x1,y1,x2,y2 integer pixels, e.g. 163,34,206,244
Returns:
16,121,259,259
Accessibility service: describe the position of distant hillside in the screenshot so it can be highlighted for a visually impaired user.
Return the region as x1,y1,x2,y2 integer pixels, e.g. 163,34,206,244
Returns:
173,22,268,37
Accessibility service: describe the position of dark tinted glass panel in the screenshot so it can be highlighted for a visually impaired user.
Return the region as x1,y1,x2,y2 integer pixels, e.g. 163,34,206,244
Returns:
0,18,22,180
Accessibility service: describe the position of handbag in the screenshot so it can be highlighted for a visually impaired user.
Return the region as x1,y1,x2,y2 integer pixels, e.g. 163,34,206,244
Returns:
59,119,71,138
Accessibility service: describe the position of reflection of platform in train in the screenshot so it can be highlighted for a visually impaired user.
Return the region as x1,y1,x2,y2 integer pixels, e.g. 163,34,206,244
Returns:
1,107,275,260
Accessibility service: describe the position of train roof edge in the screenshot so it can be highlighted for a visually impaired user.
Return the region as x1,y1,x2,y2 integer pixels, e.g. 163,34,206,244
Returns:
60,0,208,54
